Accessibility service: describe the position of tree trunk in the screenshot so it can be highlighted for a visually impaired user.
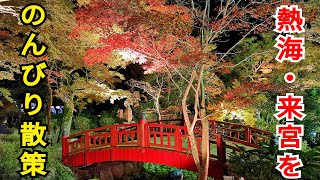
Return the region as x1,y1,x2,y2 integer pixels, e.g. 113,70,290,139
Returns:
180,66,211,180
181,70,202,175
62,100,74,136
46,78,53,140
200,69,209,180
200,119,209,179
155,96,161,120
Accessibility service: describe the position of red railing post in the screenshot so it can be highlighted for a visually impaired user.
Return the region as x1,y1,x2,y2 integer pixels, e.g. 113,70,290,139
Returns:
85,131,90,151
159,121,163,133
139,113,147,147
111,126,117,147
62,130,69,163
216,134,226,164
211,121,217,134
174,127,182,152
244,127,251,143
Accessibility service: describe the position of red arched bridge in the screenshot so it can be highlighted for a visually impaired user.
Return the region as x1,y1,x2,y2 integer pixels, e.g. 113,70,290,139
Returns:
62,119,272,179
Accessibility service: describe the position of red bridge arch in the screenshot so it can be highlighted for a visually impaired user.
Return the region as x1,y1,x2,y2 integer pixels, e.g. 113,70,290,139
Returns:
62,119,272,179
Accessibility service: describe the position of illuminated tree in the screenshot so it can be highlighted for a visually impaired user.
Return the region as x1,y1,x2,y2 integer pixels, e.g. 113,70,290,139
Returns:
70,0,286,179
0,0,134,137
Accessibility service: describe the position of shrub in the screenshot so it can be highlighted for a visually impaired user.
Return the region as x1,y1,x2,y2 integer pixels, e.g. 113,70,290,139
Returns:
0,134,23,179
41,145,75,180
228,142,320,180
100,116,115,126
141,163,200,180
73,116,91,131
0,134,75,180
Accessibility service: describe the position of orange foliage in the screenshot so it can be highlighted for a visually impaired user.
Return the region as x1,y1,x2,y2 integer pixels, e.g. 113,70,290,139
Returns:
145,4,193,23
223,81,287,107
70,0,199,73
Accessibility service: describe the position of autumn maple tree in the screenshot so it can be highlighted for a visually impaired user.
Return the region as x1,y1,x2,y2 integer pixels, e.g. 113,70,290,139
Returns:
69,0,290,179
0,0,136,139
0,0,319,179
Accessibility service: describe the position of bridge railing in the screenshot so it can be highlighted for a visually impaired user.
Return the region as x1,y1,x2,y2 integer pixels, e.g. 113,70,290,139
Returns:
151,119,273,148
146,123,183,151
62,119,228,163
210,120,272,148
63,123,141,157
145,123,225,161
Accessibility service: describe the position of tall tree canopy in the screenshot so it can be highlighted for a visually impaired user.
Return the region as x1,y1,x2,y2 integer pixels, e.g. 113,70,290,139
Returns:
69,0,291,179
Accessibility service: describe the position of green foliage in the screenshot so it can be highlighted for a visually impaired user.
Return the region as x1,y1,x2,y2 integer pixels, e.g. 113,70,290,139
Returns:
140,163,200,180
0,134,75,180
71,109,122,133
300,88,320,142
0,87,13,106
228,142,320,180
99,110,129,126
228,142,280,180
0,134,24,179
40,144,75,180
255,88,320,141
255,99,278,133
49,113,64,143
100,117,115,126
299,146,320,179
73,116,91,131
231,33,277,82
